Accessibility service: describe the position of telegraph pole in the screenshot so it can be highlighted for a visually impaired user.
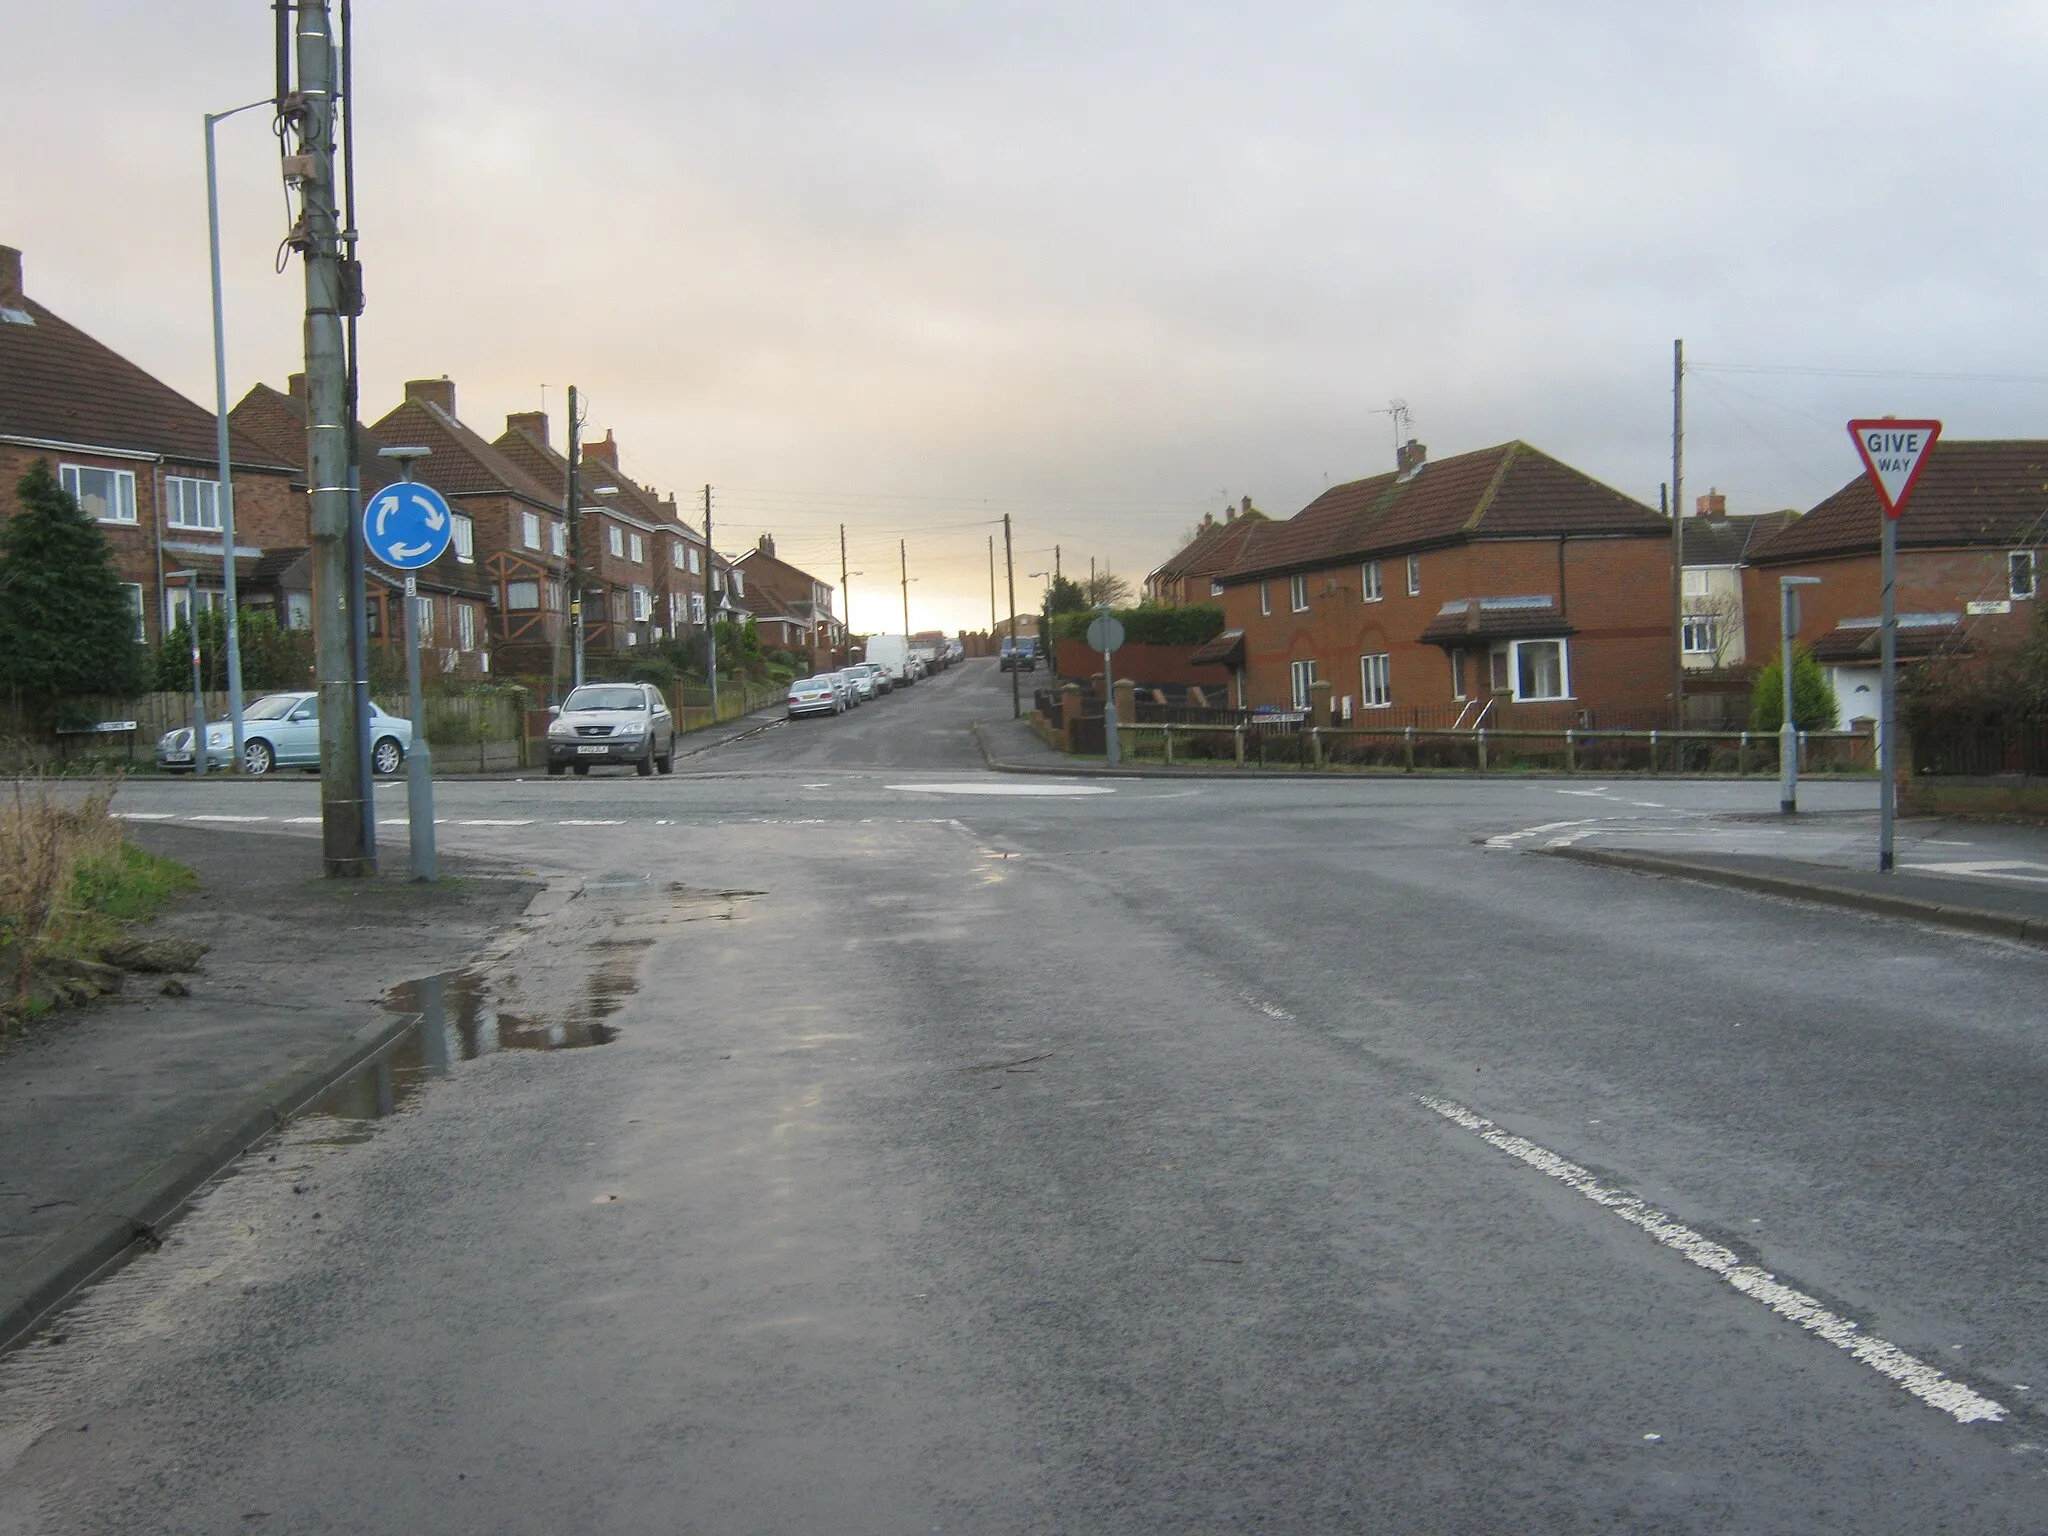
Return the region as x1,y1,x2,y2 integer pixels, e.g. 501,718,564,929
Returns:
988,534,997,634
900,539,911,639
1671,338,1685,732
292,0,369,876
567,384,584,688
840,522,850,663
703,485,717,718
1004,515,1020,718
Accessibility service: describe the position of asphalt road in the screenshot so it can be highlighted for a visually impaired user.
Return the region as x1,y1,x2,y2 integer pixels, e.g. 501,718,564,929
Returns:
3,660,2044,1533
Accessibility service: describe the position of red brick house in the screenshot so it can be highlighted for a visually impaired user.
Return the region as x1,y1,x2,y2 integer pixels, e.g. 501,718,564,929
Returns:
1143,498,1268,606
731,534,845,669
370,380,569,679
1212,440,1675,725
1742,439,2048,730
230,376,495,678
0,244,300,648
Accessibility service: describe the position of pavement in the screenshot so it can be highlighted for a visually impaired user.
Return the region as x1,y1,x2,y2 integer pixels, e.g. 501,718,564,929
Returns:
3,659,2047,1532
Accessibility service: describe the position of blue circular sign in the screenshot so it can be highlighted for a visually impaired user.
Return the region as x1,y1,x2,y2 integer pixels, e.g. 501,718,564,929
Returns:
363,481,455,569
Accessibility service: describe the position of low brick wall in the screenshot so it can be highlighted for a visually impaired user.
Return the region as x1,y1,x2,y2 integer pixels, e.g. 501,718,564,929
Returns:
1900,776,2048,820
1052,639,1229,689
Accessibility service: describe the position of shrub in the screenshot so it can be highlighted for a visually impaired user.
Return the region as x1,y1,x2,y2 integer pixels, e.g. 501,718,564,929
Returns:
0,461,148,719
1749,646,1838,731
1049,604,1226,646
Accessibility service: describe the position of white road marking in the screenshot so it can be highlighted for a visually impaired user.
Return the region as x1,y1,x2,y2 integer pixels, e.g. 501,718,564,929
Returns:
888,782,1115,797
457,819,535,827
379,817,407,826
1485,819,1596,849
1902,860,2048,885
187,814,269,823
1418,1095,2007,1426
557,819,625,826
286,816,322,824
111,812,174,820
1630,801,1664,808
1557,787,1615,797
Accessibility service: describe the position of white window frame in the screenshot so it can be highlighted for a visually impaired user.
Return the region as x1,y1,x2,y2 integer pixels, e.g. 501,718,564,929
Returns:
121,582,146,643
59,463,137,525
672,541,686,569
1209,578,1225,597
457,602,477,651
164,585,220,630
1449,646,1467,700
522,510,542,551
1683,568,1712,598
1289,658,1318,710
608,525,625,559
506,579,540,611
1505,638,1570,701
631,584,651,622
551,521,567,559
451,513,474,563
1681,614,1720,655
1359,652,1392,708
416,593,434,643
1406,555,1421,596
1289,573,1309,613
546,578,563,610
688,546,701,575
164,475,221,532
733,570,744,597
1361,561,1383,602
2011,549,2038,601
629,533,644,564
1259,582,1270,617
691,592,706,624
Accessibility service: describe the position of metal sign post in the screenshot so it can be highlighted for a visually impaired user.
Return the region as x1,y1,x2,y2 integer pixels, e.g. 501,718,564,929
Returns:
1846,418,1941,873
1778,575,1820,814
1087,609,1126,768
366,453,452,881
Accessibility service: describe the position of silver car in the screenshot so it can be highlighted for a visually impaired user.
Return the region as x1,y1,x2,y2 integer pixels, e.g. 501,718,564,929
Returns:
545,682,676,776
841,667,877,703
787,676,843,718
155,691,412,777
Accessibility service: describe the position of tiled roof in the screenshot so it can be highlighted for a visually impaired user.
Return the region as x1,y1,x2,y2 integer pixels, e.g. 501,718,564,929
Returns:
0,297,293,471
1417,595,1574,646
1224,442,1663,582
1751,440,2048,564
1150,513,1268,585
229,382,403,492
494,424,703,545
1681,510,1801,567
370,397,560,506
1809,612,1964,664
1187,629,1245,667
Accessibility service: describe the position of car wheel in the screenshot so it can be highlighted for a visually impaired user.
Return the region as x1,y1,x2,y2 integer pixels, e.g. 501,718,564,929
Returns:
371,736,404,776
574,762,590,776
657,740,674,774
242,739,274,776
636,746,655,777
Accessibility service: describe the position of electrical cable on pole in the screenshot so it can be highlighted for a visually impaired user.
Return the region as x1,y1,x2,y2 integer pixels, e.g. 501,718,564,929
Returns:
704,485,717,719
338,0,374,863
567,384,584,689
1004,514,1020,720
900,539,910,640
840,522,850,666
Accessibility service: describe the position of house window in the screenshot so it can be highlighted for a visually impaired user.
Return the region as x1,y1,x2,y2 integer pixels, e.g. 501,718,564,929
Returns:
1359,652,1391,708
1509,638,1569,700
1289,574,1309,612
164,585,220,630
629,533,643,564
546,579,563,609
631,585,651,622
551,521,567,558
416,594,434,643
121,583,145,643
1361,561,1383,602
688,546,701,575
506,579,540,610
286,592,312,630
672,542,686,569
451,513,474,562
366,596,382,637
1259,582,1270,617
1489,647,1511,692
1449,647,1466,700
691,593,706,624
608,525,624,559
1406,556,1421,596
1683,568,1711,598
1209,578,1224,597
522,511,542,550
60,464,137,524
2011,550,2038,601
457,603,476,651
611,590,628,623
164,476,221,531
713,568,724,592
1682,615,1721,655
733,571,744,598
1289,658,1318,710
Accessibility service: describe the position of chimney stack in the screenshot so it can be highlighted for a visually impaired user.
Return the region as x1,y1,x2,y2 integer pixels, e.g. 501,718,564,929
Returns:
506,410,550,446
288,372,307,403
404,376,457,416
757,533,776,558
1396,440,1428,477
1695,488,1726,519
1240,495,1253,519
0,246,22,311
584,427,619,469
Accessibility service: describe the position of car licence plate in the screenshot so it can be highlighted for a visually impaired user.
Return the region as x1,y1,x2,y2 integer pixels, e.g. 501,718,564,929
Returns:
576,743,609,754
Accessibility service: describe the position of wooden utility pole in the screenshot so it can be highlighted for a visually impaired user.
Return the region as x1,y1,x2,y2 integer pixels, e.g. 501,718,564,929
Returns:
988,534,997,637
703,485,717,718
1671,338,1685,731
900,539,911,639
293,0,369,876
567,384,584,688
1004,514,1020,719
839,522,850,663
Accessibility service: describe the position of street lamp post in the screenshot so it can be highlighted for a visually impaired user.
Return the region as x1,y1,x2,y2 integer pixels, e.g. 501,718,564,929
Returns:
204,99,271,772
1779,575,1821,815
378,446,437,880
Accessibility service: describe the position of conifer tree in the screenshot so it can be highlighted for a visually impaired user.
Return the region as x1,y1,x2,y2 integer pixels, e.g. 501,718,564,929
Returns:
0,459,148,719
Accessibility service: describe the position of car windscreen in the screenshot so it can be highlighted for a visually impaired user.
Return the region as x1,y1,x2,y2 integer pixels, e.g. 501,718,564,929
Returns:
563,686,645,712
244,695,304,721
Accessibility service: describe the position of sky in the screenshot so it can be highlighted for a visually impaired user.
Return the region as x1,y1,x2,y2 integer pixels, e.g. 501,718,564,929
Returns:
7,2,2046,635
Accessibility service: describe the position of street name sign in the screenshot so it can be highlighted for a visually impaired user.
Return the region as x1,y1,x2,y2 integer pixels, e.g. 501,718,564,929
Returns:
1086,614,1126,653
363,481,454,569
1847,419,1942,518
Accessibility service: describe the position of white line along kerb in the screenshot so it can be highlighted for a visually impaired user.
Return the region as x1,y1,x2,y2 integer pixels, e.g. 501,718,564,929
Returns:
1417,1095,2007,1426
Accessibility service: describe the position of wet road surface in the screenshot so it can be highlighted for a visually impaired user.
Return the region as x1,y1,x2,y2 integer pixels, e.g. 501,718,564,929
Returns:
3,662,2045,1532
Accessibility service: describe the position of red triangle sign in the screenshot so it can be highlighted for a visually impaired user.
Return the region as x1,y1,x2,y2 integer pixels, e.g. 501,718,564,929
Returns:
1847,418,1942,519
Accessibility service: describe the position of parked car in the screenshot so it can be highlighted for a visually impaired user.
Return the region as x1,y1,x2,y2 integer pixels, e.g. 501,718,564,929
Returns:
850,661,891,696
787,676,844,718
544,682,675,776
998,637,1040,672
863,634,915,686
945,640,965,665
155,692,413,777
842,667,877,703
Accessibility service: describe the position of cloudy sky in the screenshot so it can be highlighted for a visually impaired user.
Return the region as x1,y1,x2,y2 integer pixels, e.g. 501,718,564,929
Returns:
8,2,2045,633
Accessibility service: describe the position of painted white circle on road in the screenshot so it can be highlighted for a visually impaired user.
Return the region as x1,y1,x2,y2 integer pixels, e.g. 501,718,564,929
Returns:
888,781,1115,797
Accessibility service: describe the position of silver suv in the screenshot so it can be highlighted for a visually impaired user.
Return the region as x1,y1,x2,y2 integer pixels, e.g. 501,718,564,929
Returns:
545,683,676,776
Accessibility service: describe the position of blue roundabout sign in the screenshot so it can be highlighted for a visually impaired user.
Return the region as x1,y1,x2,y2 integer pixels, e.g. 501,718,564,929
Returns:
363,480,455,569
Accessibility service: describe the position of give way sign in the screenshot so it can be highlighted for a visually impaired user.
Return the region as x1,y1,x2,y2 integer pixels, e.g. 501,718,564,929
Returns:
1847,418,1942,519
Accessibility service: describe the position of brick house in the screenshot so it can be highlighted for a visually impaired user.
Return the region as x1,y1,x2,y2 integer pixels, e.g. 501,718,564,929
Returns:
0,244,300,648
230,376,495,678
1678,491,1798,673
1743,439,2048,730
371,380,569,679
1212,440,1675,725
1143,498,1268,606
731,534,844,669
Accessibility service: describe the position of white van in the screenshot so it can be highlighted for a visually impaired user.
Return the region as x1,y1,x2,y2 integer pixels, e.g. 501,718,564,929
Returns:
863,634,916,685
